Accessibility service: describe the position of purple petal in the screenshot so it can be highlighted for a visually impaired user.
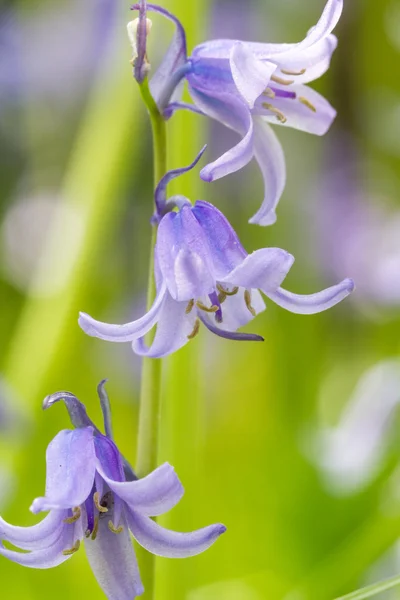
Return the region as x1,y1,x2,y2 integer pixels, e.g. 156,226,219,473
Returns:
127,509,226,558
133,293,196,358
255,84,336,136
248,117,286,226
200,315,264,342
230,42,276,108
78,281,167,342
43,391,100,432
266,278,355,314
30,428,96,514
97,463,184,517
216,288,266,331
156,208,215,301
192,201,247,279
220,248,294,292
85,513,144,599
163,101,204,120
0,510,66,551
94,434,125,483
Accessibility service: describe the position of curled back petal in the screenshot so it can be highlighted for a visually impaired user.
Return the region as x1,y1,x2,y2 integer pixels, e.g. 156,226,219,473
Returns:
43,391,100,432
85,513,144,599
220,248,294,292
229,42,276,108
248,117,286,226
127,509,226,558
0,510,66,551
30,428,96,514
97,462,184,517
273,35,338,84
200,315,264,343
78,281,167,343
266,278,355,314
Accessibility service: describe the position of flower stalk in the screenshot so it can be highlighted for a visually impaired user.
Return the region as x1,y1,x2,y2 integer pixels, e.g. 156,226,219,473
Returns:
334,575,400,600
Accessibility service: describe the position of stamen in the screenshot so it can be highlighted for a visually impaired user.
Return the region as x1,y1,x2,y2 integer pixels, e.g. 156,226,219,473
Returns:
280,68,306,76
218,292,227,304
187,319,200,340
108,521,124,534
262,103,287,124
217,284,239,297
63,507,81,524
244,290,256,317
94,491,108,513
185,299,195,314
196,301,219,313
271,74,294,86
85,529,91,538
299,96,317,112
262,87,276,99
62,539,81,556
91,517,99,541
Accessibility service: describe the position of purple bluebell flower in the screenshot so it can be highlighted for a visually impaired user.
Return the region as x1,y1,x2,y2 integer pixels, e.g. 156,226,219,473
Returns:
78,156,354,358
131,0,342,225
0,384,226,599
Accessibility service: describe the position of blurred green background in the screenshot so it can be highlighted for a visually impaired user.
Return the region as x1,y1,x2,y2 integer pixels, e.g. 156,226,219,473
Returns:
1,0,400,598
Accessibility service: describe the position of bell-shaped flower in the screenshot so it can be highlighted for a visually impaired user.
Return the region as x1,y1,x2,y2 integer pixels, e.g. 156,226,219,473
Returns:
130,0,342,225
79,160,354,358
0,384,226,599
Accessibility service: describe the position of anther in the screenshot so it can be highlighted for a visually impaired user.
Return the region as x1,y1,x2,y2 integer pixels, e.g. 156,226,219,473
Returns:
218,292,227,304
271,74,294,86
262,88,276,99
280,68,306,76
185,299,195,314
94,492,108,513
244,290,257,317
63,507,81,524
91,517,99,541
62,539,81,556
299,97,317,112
262,103,287,124
217,284,239,297
187,319,200,340
108,521,124,534
196,301,219,313
85,529,91,538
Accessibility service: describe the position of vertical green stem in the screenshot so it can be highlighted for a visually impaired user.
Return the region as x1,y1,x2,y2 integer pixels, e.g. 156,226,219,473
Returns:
135,77,167,599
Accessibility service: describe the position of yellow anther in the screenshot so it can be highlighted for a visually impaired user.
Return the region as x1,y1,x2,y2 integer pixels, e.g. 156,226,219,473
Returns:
262,87,276,99
244,290,256,317
262,103,287,124
91,517,99,541
280,68,306,76
94,491,108,513
108,521,124,534
185,299,195,314
218,291,227,304
217,284,239,297
271,74,294,86
298,96,317,112
187,319,200,340
62,539,81,556
63,507,81,524
196,301,219,313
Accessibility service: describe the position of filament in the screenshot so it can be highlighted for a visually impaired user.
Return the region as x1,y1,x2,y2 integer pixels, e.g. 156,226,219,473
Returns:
63,507,81,524
91,517,99,541
196,301,219,313
244,290,256,317
62,540,81,556
185,299,195,314
187,319,200,340
108,521,124,534
217,284,239,297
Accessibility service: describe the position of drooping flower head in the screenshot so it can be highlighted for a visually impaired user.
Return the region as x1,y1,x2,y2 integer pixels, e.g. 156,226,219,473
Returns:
0,382,226,599
130,0,342,225
78,150,354,358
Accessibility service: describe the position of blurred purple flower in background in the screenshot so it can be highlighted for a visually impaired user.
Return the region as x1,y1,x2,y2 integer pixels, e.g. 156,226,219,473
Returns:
131,0,341,225
0,385,225,599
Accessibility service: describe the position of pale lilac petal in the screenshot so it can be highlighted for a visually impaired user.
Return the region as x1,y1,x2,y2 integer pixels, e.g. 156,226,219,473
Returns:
255,85,336,135
127,510,226,558
248,117,286,226
192,201,247,278
94,434,125,482
294,0,343,51
85,513,144,599
30,428,96,514
273,35,338,84
0,510,66,551
266,278,355,314
97,463,184,517
216,288,266,331
230,43,276,108
220,248,294,292
156,208,215,301
0,523,75,569
132,293,196,358
163,101,204,120
78,281,167,342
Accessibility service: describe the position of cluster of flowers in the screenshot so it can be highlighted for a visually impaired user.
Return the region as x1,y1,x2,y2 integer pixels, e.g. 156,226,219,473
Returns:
0,1,354,598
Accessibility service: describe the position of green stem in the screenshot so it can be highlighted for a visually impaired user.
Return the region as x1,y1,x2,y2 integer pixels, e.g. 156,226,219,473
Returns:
135,77,167,599
334,575,400,600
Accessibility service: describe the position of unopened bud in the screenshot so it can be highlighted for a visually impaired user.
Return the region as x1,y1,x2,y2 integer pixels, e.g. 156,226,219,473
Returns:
127,16,152,82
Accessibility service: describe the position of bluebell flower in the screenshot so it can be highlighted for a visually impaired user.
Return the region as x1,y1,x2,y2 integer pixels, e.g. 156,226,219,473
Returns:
78,155,354,358
130,0,342,225
0,384,226,599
